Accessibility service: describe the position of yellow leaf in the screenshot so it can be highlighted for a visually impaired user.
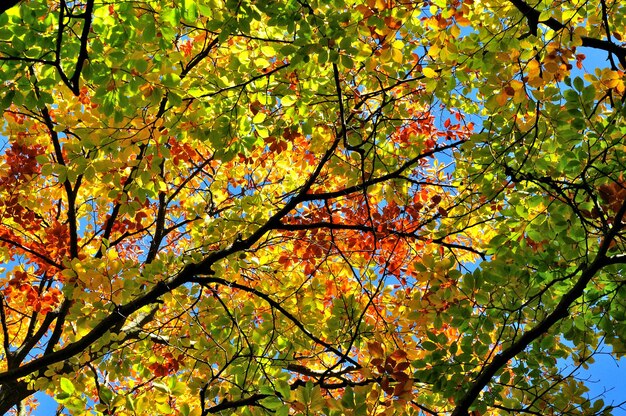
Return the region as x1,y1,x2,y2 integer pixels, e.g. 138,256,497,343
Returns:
260,46,275,57
450,24,461,39
428,44,441,59
423,67,437,78
510,80,524,91
392,48,403,64
252,112,266,123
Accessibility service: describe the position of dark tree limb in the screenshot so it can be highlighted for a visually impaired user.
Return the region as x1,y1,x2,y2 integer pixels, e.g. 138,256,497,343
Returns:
68,0,94,94
509,0,626,68
0,380,32,416
206,394,270,414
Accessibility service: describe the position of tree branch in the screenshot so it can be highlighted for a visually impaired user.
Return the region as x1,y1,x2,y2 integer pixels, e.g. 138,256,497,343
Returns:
206,393,270,414
451,199,626,415
68,0,94,95
509,0,626,67
195,276,360,367
299,140,465,202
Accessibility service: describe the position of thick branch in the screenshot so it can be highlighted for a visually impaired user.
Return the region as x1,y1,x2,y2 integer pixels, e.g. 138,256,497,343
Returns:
28,67,81,360
0,296,11,365
0,380,32,416
300,141,464,202
146,190,167,263
206,394,270,414
509,0,626,67
181,37,219,78
68,0,94,95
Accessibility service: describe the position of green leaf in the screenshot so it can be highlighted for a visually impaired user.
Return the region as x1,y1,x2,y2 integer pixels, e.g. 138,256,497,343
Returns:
55,392,70,401
573,77,584,92
1,89,15,110
421,340,437,351
341,385,355,408
260,396,284,410
60,378,75,395
99,387,113,405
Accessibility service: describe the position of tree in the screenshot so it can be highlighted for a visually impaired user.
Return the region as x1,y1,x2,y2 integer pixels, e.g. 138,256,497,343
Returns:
0,0,625,414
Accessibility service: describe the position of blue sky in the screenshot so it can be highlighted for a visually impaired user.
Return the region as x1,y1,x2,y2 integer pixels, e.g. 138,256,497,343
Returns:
577,345,626,414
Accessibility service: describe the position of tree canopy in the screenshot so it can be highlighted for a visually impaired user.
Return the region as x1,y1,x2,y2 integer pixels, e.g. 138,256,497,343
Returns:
0,0,625,414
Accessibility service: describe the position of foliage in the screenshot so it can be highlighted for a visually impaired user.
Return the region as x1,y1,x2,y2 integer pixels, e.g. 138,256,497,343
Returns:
0,0,625,415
